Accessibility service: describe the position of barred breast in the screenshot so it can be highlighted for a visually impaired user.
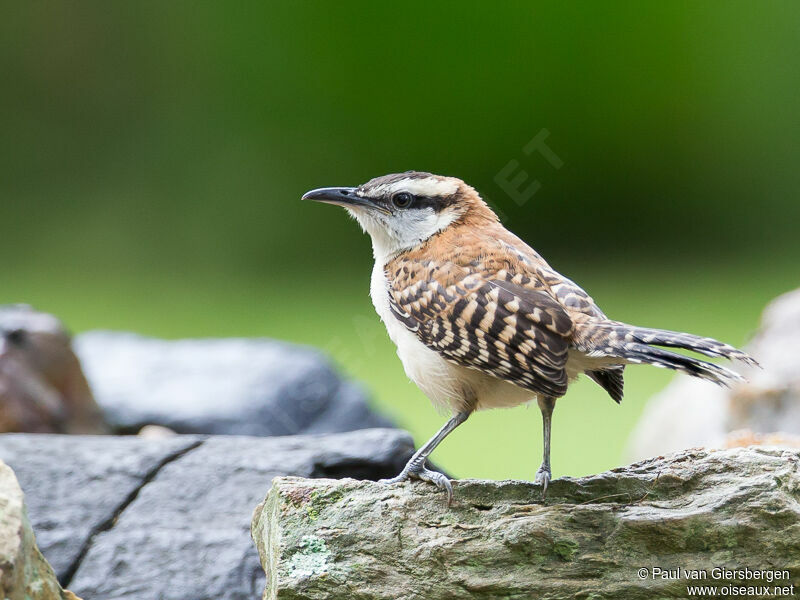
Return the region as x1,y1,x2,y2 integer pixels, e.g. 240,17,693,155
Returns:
370,261,535,413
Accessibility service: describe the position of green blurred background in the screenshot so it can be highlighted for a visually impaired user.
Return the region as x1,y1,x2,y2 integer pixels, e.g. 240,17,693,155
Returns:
1,2,798,479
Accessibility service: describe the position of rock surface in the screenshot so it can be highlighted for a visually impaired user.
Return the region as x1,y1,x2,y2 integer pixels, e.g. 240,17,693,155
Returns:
255,447,800,600
0,434,200,581
627,287,800,461
75,331,392,436
0,429,413,600
0,459,80,600
728,287,800,433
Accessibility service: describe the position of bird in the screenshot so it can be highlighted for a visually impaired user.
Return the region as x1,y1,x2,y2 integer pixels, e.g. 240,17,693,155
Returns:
302,171,758,503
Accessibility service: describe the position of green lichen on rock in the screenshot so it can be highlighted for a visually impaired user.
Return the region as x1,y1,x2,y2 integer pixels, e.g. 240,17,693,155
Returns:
552,538,579,561
284,535,331,578
252,447,800,599
305,489,344,522
275,483,345,523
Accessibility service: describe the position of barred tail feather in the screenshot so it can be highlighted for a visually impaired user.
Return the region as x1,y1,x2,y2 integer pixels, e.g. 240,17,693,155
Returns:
621,326,759,367
619,342,744,386
586,323,759,388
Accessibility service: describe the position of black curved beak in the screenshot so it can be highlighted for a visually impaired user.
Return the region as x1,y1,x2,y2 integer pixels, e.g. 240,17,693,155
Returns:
301,186,389,214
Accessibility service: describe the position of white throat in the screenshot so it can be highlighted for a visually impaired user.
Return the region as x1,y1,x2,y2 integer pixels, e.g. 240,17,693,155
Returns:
347,206,461,266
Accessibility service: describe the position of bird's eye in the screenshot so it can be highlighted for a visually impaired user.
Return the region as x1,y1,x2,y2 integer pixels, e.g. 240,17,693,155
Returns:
4,329,26,346
391,192,414,209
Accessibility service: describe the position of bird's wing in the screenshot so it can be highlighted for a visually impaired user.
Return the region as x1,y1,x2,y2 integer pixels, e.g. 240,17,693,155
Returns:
386,256,574,398
503,241,609,321
513,247,626,402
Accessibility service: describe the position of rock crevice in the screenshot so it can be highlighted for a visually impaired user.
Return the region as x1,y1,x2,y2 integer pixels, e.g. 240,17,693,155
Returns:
0,428,414,600
59,438,206,587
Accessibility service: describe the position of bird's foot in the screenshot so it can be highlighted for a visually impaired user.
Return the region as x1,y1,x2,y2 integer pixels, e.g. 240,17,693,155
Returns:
379,459,454,506
534,464,551,500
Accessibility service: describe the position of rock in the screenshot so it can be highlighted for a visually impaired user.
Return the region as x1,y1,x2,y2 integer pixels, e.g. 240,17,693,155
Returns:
136,424,178,439
728,287,800,433
626,377,729,461
724,429,800,449
627,287,800,461
0,305,106,434
0,458,81,600
254,447,800,600
0,428,414,600
74,331,391,436
0,434,202,581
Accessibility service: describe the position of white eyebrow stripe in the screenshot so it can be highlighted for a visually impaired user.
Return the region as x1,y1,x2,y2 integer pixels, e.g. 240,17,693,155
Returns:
361,176,458,198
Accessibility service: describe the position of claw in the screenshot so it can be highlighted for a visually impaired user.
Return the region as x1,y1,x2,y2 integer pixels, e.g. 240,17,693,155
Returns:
379,460,454,506
419,468,453,506
534,465,551,501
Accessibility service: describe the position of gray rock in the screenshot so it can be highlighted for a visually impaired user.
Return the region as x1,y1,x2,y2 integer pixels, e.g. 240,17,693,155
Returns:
728,287,800,433
0,429,414,600
627,287,800,461
74,331,391,436
254,447,800,600
0,434,202,581
625,376,729,461
0,458,80,600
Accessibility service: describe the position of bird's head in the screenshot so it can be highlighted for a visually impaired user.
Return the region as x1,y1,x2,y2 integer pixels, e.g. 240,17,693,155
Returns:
302,171,497,261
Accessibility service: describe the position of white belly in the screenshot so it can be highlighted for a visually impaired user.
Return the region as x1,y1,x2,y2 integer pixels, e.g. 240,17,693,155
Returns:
370,263,535,413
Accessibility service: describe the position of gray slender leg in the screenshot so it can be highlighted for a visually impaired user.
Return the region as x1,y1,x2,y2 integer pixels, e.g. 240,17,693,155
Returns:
379,411,471,505
534,396,556,500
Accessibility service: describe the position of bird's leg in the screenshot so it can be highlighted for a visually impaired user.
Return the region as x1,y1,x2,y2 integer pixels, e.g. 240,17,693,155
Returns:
534,396,556,500
379,410,471,505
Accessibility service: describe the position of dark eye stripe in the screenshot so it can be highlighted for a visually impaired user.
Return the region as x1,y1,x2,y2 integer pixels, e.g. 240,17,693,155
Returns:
391,194,455,212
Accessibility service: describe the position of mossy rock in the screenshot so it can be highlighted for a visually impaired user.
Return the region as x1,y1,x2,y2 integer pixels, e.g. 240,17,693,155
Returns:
252,447,800,599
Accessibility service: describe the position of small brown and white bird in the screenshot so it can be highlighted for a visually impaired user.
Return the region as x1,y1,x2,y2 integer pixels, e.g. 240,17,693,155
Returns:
303,171,757,503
